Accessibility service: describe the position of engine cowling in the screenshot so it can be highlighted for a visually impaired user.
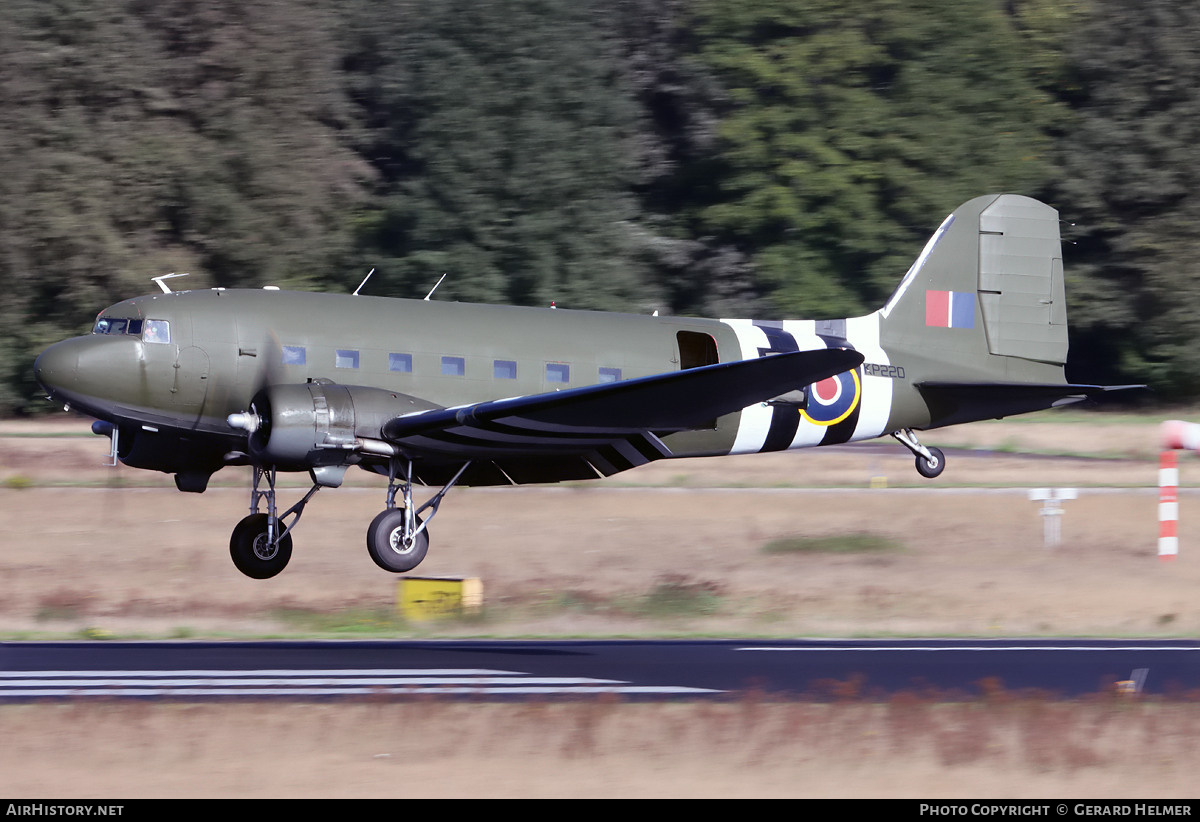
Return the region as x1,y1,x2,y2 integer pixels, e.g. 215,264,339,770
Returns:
236,382,437,469
102,423,226,492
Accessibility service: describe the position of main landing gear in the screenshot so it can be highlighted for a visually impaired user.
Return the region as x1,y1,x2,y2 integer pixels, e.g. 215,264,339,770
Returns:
365,459,472,572
228,458,472,579
892,428,946,479
229,465,321,579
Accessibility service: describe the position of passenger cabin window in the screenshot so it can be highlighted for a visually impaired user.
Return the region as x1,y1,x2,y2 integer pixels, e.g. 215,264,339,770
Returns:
546,363,570,384
494,359,517,379
389,353,412,373
442,356,465,377
335,349,359,369
142,320,170,344
598,367,621,383
282,345,306,365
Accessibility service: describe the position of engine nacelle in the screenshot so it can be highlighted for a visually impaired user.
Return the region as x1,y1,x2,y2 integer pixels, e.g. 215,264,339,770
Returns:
108,424,226,492
244,382,437,469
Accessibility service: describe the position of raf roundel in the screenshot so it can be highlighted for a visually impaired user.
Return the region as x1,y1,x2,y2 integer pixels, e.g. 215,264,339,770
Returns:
800,368,861,426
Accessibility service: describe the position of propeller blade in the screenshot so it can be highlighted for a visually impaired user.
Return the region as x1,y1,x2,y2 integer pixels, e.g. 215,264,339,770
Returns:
228,332,284,433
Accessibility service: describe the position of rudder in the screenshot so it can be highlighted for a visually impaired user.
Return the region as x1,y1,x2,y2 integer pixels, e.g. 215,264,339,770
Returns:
977,195,1067,363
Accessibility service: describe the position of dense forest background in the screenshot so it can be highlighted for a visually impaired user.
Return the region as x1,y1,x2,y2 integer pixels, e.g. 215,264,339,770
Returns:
1,0,1196,414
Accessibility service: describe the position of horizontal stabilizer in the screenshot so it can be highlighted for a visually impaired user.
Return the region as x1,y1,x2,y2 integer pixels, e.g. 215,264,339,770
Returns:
917,381,1145,428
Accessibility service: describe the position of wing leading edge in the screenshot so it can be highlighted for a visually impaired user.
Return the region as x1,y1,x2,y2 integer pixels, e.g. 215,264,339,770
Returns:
379,348,863,484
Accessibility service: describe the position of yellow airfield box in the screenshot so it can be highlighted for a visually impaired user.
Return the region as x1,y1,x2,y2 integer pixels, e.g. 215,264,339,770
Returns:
398,576,483,621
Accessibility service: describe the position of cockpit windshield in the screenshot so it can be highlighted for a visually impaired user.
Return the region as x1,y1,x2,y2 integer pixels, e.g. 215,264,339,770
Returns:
92,316,169,343
93,317,143,336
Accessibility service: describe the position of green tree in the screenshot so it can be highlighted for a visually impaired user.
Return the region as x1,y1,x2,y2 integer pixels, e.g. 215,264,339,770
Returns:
602,0,765,318
1054,0,1200,396
0,1,365,413
691,0,1057,319
341,0,660,311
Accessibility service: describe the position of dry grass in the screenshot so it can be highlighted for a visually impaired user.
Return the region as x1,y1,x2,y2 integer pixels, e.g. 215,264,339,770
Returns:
3,479,1196,638
2,415,1198,797
2,690,1198,798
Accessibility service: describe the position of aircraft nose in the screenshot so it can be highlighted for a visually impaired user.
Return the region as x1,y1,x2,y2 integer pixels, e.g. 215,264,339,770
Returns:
33,339,79,397
36,334,146,416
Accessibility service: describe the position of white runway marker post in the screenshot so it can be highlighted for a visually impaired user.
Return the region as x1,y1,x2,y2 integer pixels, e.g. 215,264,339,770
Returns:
1027,488,1076,547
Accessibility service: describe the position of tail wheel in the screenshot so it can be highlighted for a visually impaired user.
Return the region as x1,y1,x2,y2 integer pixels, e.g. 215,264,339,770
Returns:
230,513,293,579
915,447,946,479
366,508,430,573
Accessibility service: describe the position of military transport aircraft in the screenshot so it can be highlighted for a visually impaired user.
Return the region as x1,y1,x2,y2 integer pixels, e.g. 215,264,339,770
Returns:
33,194,1134,579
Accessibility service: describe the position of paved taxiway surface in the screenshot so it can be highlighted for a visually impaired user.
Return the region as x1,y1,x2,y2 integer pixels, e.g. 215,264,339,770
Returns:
2,639,1198,699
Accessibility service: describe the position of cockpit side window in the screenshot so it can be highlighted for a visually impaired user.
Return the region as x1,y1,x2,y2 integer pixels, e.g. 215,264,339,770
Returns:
143,320,171,344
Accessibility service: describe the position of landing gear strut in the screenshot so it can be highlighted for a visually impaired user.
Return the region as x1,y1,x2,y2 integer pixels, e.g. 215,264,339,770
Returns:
892,428,945,479
227,458,470,578
365,458,471,573
229,465,321,579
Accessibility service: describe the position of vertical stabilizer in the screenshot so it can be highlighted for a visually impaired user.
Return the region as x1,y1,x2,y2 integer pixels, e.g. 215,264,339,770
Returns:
879,194,1068,384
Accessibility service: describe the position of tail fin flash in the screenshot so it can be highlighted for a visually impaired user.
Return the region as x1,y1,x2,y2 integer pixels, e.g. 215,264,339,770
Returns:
881,194,1067,377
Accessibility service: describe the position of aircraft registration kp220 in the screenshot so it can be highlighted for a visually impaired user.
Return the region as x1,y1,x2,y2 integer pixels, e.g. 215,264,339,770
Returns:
34,194,1137,579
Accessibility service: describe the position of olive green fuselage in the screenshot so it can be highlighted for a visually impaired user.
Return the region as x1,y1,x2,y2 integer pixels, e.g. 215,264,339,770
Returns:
55,289,746,460
33,194,1089,491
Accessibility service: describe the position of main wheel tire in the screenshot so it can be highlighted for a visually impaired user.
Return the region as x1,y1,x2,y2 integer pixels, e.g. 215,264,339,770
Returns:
915,446,946,479
229,513,293,579
366,508,429,573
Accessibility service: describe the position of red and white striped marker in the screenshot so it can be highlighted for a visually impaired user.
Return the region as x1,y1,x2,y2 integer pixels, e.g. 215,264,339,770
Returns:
1159,449,1178,560
1158,420,1200,559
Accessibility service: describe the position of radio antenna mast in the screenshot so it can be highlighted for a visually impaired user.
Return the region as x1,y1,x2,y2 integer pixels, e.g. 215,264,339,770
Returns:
424,273,448,301
151,273,190,294
353,268,375,296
